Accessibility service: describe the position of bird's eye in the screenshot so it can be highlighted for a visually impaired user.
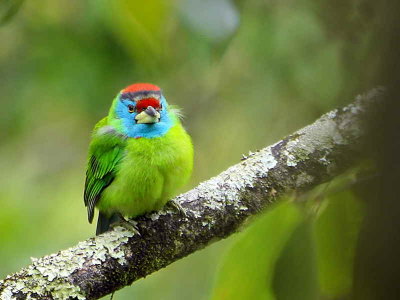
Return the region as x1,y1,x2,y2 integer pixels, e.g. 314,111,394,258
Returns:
128,104,135,113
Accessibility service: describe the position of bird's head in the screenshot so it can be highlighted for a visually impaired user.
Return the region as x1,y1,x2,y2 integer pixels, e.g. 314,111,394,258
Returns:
109,83,174,138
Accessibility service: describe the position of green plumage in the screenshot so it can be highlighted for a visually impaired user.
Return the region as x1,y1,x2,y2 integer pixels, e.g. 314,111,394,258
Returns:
84,117,127,223
84,87,193,234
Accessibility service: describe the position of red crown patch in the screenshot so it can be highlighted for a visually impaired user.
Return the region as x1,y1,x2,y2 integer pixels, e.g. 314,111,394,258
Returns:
122,83,161,94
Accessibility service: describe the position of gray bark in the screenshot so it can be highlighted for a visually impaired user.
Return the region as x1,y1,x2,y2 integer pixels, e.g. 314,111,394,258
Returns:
0,88,384,300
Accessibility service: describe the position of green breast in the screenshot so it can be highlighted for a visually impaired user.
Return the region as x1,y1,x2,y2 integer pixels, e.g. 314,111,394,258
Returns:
97,123,193,217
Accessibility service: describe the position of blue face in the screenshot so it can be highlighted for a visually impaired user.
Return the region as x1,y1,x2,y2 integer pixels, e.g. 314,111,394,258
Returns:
114,95,173,138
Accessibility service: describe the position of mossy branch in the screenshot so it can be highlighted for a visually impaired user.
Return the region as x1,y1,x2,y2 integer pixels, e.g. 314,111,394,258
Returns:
0,88,384,299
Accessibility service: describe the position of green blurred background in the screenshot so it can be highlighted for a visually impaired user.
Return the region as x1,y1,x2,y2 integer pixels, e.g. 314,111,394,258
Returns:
0,0,390,299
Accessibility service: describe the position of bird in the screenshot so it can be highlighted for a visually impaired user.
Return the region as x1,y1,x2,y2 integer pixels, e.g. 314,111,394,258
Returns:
84,83,193,235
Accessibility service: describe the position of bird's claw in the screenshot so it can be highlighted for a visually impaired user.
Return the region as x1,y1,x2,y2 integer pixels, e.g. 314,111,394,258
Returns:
110,217,141,236
166,200,187,217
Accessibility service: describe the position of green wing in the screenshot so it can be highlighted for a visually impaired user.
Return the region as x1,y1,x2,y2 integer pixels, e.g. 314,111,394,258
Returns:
84,122,127,223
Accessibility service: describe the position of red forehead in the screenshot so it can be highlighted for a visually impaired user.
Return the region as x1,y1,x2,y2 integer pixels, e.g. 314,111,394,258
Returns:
122,83,160,93
136,98,161,111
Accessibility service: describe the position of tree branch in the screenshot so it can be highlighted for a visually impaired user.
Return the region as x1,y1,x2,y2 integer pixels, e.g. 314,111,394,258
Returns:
0,88,384,300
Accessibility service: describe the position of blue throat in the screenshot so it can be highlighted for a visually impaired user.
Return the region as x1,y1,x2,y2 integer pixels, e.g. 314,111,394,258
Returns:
124,117,173,138
114,95,174,139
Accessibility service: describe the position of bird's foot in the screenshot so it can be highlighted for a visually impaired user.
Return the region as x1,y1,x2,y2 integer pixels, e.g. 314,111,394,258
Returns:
166,200,187,217
110,214,141,236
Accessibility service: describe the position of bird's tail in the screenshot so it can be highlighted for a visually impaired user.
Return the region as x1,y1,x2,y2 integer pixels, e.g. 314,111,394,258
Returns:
96,212,120,235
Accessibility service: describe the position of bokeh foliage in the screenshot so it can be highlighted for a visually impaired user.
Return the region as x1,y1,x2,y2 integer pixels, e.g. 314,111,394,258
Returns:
0,0,382,299
212,181,363,300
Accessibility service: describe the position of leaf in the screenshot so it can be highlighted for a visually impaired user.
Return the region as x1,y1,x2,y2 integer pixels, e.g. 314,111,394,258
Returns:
0,0,25,25
272,220,319,300
211,201,303,300
97,0,170,65
314,190,364,297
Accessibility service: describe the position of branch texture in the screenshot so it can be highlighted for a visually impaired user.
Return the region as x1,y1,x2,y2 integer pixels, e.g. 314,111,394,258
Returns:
0,88,384,299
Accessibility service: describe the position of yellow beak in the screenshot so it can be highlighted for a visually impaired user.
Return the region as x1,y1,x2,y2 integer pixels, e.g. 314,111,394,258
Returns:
135,107,161,124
